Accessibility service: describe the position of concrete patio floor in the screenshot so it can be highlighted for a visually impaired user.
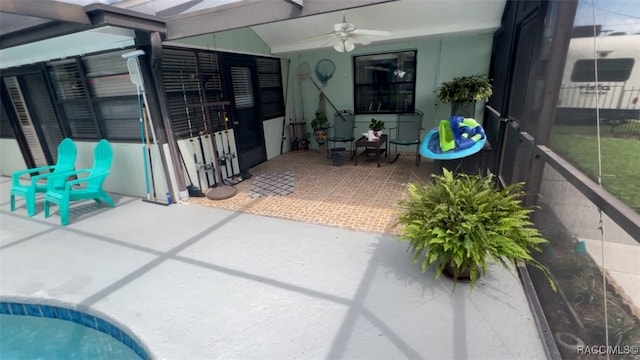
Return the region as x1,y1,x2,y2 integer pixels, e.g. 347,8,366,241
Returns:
0,176,547,359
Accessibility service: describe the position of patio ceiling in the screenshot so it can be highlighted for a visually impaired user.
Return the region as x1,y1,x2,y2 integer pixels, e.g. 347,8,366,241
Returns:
0,0,506,67
251,0,507,54
0,0,400,48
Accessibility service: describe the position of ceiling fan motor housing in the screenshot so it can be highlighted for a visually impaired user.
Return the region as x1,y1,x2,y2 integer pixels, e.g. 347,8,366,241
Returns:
334,22,356,33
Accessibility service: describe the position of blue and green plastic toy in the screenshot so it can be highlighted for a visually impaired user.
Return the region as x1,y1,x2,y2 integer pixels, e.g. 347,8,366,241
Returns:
420,116,487,160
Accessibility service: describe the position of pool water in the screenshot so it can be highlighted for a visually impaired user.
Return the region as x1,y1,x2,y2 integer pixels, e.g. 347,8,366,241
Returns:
0,314,141,359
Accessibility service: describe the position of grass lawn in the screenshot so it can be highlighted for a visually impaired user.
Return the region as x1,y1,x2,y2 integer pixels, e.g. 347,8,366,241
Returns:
550,125,640,213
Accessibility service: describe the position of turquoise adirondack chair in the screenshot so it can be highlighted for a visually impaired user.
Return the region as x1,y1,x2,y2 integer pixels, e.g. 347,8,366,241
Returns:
44,139,115,225
10,138,78,217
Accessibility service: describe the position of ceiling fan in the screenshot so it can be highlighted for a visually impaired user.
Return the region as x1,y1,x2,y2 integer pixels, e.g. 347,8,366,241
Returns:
302,14,390,52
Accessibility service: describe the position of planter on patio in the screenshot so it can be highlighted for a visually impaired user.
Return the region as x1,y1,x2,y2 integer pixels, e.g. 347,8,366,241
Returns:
311,111,329,151
436,74,492,117
450,101,476,118
442,261,474,283
313,127,328,148
396,169,556,291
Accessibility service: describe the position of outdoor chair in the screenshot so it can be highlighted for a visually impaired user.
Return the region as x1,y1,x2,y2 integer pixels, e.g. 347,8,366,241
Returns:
10,138,77,217
44,139,115,226
327,110,356,159
389,109,424,165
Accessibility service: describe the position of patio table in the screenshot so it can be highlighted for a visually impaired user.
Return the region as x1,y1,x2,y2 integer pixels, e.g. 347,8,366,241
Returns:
354,134,388,167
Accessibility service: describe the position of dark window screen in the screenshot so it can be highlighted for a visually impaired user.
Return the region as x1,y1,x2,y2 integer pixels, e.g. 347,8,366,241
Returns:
570,58,634,82
256,57,284,120
353,50,417,114
0,99,15,139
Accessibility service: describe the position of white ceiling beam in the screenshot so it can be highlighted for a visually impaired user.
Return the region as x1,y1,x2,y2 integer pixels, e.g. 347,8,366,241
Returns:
0,0,91,24
1,4,166,50
165,0,398,40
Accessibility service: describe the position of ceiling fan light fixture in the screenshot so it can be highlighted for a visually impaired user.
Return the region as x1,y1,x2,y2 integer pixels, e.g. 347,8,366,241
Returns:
344,39,355,52
334,38,355,53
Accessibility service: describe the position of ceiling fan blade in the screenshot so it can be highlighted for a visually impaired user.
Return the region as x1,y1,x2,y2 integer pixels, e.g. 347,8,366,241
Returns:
350,34,372,45
300,32,336,43
352,29,390,37
319,36,341,48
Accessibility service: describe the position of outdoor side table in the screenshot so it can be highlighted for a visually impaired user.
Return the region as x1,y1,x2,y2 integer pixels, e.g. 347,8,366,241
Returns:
354,134,388,167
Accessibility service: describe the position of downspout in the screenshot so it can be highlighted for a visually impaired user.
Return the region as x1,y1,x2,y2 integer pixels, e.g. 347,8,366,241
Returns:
149,31,188,199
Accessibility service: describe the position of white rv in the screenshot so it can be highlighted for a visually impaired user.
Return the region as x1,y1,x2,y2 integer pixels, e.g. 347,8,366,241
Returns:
556,33,640,124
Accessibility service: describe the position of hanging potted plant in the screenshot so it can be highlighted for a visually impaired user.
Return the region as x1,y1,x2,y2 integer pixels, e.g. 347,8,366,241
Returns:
435,74,493,118
311,111,329,149
396,169,556,291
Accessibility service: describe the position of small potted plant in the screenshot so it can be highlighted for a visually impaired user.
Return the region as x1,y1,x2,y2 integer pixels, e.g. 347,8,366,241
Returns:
396,169,556,291
311,111,329,148
369,118,385,136
311,111,328,130
435,74,493,117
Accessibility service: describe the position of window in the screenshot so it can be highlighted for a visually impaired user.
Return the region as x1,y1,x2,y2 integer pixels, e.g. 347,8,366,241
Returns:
0,100,15,139
353,50,417,114
84,50,140,142
570,58,634,82
161,47,225,139
231,67,255,109
48,59,101,140
256,57,284,119
47,50,147,142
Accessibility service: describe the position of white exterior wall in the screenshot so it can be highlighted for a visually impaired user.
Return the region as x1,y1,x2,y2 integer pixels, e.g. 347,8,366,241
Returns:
0,139,28,177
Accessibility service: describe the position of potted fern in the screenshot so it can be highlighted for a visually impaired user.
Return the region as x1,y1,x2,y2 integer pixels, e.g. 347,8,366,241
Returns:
435,74,492,117
396,169,556,291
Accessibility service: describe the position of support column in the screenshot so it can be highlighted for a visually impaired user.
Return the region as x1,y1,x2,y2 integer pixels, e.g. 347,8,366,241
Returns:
148,31,188,199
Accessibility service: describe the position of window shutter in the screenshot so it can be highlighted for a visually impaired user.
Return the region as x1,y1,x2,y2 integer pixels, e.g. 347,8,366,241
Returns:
197,51,225,132
48,60,89,100
162,48,203,138
3,76,48,166
256,57,284,119
21,73,64,161
231,67,254,109
161,48,225,138
47,59,99,139
197,52,223,104
83,50,139,141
